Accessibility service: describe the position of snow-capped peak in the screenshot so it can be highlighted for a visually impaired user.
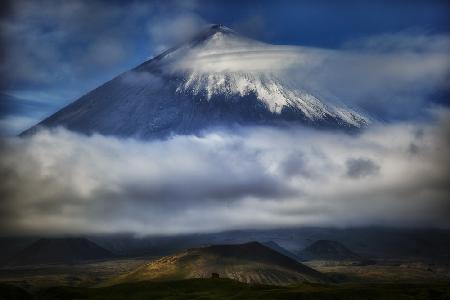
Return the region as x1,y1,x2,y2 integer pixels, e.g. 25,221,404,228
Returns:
207,24,235,34
151,24,264,64
26,25,370,139
143,25,370,127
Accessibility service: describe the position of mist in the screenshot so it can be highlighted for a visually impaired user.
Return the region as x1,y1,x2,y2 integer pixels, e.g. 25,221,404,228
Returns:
0,108,448,236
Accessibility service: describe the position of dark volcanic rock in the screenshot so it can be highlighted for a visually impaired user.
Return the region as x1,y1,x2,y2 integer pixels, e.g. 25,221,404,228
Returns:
299,240,360,261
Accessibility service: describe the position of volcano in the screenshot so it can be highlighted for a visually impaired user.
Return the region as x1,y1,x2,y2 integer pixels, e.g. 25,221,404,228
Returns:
109,242,330,286
24,25,369,139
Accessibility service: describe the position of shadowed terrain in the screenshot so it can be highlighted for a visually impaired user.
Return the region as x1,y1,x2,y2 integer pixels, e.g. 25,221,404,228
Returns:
0,232,449,298
299,240,361,261
2,279,450,300
5,238,114,267
110,242,330,286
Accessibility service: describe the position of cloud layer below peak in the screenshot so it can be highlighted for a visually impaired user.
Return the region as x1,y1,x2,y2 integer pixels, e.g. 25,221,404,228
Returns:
0,108,449,236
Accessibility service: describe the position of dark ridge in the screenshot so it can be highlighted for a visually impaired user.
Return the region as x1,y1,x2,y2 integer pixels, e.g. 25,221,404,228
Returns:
263,241,301,262
299,239,361,261
5,237,115,266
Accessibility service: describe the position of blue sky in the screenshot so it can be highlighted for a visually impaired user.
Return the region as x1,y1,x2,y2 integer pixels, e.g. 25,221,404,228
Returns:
198,0,450,46
0,0,449,134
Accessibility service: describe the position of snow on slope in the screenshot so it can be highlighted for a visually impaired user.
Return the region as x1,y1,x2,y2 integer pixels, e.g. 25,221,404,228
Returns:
141,24,369,127
24,24,370,138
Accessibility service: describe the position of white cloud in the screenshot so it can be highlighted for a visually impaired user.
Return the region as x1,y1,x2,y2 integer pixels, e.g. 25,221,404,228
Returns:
0,108,448,236
172,45,325,73
169,32,450,120
0,115,37,135
147,13,207,54
292,33,450,120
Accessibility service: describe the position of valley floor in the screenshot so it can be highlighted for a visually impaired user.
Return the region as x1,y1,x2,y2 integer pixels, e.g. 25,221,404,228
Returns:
1,278,450,300
1,258,449,299
1,258,449,289
0,258,151,289
305,260,450,283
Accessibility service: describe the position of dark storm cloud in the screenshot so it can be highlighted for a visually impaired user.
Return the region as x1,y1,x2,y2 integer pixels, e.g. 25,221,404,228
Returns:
0,108,449,235
278,152,316,179
346,158,380,178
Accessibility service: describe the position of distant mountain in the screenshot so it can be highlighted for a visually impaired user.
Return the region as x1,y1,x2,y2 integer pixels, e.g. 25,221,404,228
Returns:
24,24,369,139
5,238,114,266
88,227,450,261
110,241,329,285
263,241,302,262
298,240,360,261
0,237,36,266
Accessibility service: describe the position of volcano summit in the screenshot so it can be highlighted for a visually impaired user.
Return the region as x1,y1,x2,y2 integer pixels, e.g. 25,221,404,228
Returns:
24,25,369,139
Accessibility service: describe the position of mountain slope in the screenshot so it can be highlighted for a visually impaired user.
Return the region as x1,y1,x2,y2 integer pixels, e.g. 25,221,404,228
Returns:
24,25,369,139
263,241,302,262
5,238,114,266
298,240,360,261
110,242,329,286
